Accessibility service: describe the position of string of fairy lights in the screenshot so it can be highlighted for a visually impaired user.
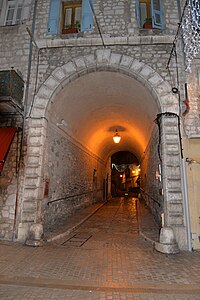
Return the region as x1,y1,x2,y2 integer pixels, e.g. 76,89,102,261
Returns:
181,0,200,72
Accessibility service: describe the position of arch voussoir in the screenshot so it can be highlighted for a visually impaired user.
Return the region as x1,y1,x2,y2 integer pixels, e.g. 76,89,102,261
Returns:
96,49,111,65
109,53,122,67
74,56,87,71
32,50,179,120
120,55,134,69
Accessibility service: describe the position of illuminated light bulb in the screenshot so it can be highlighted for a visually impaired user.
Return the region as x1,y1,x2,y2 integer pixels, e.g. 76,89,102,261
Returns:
113,130,121,144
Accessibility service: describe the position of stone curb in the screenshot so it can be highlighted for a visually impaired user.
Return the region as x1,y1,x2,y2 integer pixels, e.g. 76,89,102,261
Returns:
137,199,159,246
46,202,106,243
0,275,200,295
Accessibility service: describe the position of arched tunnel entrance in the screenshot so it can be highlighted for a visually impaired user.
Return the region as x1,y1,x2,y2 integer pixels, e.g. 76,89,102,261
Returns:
19,51,186,249
44,70,159,232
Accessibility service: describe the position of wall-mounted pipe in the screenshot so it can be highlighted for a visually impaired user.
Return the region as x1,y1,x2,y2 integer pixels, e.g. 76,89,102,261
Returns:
182,158,192,251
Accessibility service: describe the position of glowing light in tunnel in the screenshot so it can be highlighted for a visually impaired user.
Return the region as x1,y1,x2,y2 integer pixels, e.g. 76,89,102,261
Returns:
113,130,121,144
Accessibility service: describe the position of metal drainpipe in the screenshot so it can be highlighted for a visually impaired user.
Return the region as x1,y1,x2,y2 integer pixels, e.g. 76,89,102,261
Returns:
13,0,38,239
23,0,38,128
176,0,182,20
182,158,192,251
176,0,192,251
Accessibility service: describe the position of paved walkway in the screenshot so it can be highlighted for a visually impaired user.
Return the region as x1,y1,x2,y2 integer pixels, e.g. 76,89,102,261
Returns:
0,197,200,299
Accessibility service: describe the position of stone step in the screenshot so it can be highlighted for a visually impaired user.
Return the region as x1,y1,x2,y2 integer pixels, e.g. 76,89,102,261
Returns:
25,177,39,186
27,155,41,161
167,187,182,194
168,203,183,213
167,175,181,180
29,123,45,129
165,150,180,155
167,183,182,190
162,118,178,126
25,173,39,179
165,139,179,144
23,196,37,202
167,193,182,201
24,184,38,190
168,215,183,226
27,162,40,167
168,200,183,204
29,142,43,147
29,132,44,138
166,163,180,168
23,201,37,211
22,212,36,222
27,156,41,165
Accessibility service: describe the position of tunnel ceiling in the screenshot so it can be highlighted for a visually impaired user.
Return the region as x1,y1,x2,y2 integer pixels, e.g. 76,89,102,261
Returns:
49,71,159,161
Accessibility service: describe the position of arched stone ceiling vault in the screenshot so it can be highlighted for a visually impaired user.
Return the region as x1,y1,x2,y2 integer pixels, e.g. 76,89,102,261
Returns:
49,71,159,161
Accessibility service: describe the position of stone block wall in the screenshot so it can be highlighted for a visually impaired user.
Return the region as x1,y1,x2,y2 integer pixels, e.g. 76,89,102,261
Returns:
36,43,172,92
0,24,30,78
0,120,22,240
35,0,179,40
140,127,163,225
42,125,106,232
184,59,200,137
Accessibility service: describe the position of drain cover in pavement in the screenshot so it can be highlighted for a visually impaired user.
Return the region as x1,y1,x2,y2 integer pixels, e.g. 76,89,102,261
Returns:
62,233,92,247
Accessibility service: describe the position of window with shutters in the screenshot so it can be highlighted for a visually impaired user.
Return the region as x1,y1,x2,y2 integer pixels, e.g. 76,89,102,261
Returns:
136,0,163,29
0,0,31,26
48,0,93,35
62,1,82,34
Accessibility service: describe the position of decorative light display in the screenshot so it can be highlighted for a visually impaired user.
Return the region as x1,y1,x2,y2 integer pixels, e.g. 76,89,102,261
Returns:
181,0,200,72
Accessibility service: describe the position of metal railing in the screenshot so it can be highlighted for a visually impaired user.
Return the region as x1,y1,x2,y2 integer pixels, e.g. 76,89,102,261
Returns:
139,188,161,207
47,189,103,206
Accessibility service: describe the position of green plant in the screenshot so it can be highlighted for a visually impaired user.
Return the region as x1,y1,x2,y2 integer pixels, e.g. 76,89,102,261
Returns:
144,17,152,25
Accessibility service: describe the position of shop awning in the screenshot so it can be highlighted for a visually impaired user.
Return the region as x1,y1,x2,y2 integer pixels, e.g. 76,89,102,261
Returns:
0,127,16,173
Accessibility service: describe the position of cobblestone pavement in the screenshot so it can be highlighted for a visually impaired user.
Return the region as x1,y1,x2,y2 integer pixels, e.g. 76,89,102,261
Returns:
0,197,200,299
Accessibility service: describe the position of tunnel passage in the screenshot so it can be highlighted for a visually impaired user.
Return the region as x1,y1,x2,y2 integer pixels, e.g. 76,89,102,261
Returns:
111,151,140,197
42,70,162,233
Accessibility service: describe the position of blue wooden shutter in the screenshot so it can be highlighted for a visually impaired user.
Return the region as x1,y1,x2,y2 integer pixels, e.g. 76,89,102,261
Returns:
81,0,93,32
135,0,141,28
151,0,163,29
47,0,60,35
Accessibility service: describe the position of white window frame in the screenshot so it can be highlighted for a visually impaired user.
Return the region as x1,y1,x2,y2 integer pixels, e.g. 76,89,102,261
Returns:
0,0,29,26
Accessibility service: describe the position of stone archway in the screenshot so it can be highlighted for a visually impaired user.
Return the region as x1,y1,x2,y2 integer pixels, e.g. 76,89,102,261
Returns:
17,49,187,250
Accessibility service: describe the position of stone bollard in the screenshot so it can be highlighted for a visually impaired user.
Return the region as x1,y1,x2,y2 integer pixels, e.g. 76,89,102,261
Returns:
155,226,179,254
25,223,44,247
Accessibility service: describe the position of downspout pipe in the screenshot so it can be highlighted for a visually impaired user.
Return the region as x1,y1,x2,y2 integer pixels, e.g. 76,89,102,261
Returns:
176,0,192,251
22,0,38,136
13,0,38,239
182,158,192,251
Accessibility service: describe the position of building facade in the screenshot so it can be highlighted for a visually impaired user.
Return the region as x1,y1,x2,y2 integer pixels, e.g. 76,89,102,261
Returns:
0,0,199,250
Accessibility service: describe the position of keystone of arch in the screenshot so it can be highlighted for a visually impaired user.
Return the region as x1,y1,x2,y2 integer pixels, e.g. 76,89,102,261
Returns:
32,49,178,119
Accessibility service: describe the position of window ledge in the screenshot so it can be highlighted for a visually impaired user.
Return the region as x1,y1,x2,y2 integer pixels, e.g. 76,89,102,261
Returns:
139,28,163,35
37,34,174,49
60,32,84,39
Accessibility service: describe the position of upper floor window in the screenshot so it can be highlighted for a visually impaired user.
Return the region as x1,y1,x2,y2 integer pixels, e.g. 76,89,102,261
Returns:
136,0,163,29
6,0,22,25
62,2,82,34
0,0,31,26
48,0,93,35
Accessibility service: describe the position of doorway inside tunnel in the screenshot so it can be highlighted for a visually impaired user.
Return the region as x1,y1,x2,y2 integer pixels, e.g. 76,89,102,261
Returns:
111,151,140,197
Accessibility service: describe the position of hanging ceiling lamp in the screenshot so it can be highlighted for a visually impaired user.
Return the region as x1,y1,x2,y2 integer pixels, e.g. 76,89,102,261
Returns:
113,130,121,144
